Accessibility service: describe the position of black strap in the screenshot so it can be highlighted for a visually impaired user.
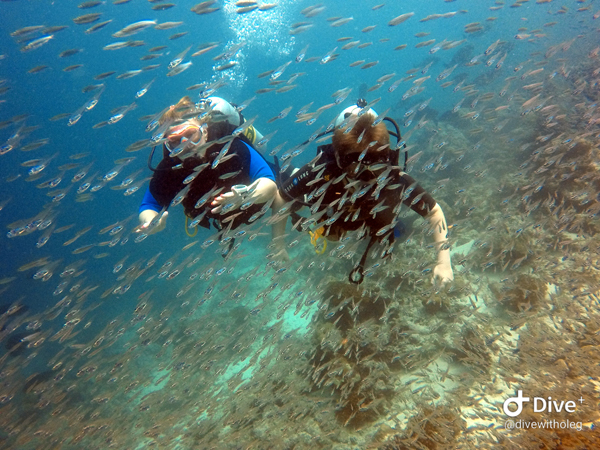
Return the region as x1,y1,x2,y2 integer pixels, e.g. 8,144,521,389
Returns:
148,145,159,172
349,235,376,284
383,117,407,170
148,143,176,172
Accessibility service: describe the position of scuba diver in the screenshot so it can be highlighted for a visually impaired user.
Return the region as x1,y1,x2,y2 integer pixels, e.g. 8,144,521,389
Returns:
137,96,286,257
278,99,453,285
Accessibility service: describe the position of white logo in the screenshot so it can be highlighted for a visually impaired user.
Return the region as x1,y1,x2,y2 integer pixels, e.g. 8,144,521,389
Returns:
503,390,530,417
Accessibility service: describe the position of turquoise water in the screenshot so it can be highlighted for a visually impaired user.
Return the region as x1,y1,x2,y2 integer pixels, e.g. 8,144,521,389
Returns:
0,0,599,448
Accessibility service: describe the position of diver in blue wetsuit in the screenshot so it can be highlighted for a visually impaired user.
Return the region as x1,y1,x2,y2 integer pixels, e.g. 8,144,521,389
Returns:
138,96,286,255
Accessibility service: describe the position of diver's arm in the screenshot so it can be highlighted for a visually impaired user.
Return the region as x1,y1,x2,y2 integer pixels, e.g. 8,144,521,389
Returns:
247,177,278,204
426,203,453,285
248,183,289,258
210,141,278,210
396,172,452,284
137,188,168,233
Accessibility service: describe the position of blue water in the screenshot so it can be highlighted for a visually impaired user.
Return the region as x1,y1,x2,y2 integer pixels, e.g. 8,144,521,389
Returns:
0,0,598,448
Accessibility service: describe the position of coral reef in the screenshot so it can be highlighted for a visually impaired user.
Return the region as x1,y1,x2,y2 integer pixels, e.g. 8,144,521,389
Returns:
306,280,398,428
490,274,548,313
380,406,465,450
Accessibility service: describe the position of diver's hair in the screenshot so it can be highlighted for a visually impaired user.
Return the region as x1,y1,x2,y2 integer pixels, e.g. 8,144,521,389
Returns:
332,114,390,156
159,96,196,125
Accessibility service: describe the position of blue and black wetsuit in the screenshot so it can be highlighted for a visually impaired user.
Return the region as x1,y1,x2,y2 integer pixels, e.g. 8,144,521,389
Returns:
140,136,275,230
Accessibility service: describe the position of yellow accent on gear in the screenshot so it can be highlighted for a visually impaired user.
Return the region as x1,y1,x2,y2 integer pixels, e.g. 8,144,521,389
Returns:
243,125,256,144
185,216,198,237
309,227,327,254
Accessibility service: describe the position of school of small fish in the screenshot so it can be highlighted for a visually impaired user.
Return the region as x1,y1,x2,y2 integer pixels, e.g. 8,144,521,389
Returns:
1,0,600,448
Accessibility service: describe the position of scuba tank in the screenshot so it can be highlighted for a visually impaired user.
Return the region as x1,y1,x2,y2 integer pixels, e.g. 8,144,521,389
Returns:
334,98,377,128
199,96,265,150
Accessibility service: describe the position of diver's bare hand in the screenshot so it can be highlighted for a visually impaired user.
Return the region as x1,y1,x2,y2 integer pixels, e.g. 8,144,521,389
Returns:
432,263,453,287
136,210,168,234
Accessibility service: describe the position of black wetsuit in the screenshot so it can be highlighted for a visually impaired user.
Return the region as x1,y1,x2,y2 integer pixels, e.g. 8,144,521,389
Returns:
280,144,437,241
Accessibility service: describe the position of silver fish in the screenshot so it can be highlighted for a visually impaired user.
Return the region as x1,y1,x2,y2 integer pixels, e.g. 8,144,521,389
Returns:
113,20,156,38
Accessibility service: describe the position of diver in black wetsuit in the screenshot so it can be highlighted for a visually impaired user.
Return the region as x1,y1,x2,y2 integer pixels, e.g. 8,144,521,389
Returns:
279,103,453,284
